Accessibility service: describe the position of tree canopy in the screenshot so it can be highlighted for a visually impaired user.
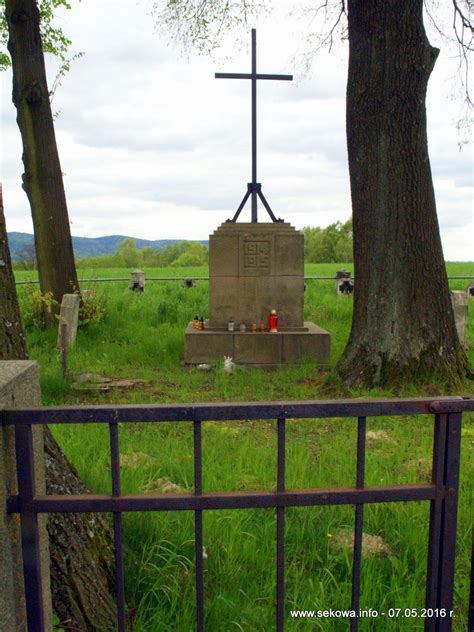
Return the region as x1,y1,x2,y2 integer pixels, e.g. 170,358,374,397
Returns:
0,0,73,70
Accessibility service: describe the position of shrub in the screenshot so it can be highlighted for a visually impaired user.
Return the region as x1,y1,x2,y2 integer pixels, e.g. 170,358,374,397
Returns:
170,252,205,267
78,287,107,326
21,285,58,329
20,284,106,330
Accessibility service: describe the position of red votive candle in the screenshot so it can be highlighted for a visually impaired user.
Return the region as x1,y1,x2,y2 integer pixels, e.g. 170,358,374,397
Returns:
268,309,279,333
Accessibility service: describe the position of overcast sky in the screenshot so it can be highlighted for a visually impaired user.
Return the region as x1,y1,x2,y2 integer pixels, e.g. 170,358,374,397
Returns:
1,0,473,260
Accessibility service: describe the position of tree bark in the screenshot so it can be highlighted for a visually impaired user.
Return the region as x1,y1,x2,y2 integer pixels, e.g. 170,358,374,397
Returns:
1,189,117,629
43,428,118,631
338,0,470,387
0,184,29,359
5,0,79,325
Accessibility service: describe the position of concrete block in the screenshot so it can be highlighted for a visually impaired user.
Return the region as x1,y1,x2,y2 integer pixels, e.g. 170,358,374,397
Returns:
184,323,234,364
234,332,282,364
209,278,239,328
57,293,80,347
208,223,307,327
209,234,239,276
273,277,305,328
184,322,331,366
0,361,52,632
282,323,331,364
193,221,331,366
450,290,468,346
237,276,273,328
274,233,304,275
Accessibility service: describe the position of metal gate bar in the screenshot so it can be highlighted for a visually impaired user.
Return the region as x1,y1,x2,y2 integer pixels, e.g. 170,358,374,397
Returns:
350,415,366,631
109,422,126,632
3,396,473,632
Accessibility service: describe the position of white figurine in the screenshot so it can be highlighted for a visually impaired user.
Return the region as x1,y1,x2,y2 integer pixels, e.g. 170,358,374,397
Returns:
223,356,234,374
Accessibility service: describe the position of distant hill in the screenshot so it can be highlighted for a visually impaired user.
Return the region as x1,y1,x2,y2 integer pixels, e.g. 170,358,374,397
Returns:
7,232,208,261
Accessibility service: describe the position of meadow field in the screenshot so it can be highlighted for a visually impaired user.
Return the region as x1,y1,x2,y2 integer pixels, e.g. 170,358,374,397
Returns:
15,262,474,631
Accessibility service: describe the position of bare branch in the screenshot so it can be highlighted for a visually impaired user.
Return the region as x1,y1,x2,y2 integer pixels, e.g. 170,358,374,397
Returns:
289,0,347,75
152,0,269,56
451,0,474,107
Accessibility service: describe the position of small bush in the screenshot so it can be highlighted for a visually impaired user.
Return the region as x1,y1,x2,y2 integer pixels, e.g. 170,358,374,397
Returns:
21,285,58,329
78,287,107,326
20,284,106,329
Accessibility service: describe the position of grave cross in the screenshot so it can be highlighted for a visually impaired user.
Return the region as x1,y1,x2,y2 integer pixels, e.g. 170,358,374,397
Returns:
215,29,293,223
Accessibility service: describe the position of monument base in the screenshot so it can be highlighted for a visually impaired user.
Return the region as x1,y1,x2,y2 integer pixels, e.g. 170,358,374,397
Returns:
184,321,330,366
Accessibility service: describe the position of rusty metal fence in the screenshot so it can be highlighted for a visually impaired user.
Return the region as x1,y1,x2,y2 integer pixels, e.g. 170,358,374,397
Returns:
14,275,474,285
3,396,474,631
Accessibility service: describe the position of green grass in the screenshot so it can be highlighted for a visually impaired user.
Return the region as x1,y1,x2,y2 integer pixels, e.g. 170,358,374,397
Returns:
15,262,474,631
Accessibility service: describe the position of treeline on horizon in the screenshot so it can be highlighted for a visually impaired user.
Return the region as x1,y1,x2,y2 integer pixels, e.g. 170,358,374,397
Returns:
14,220,354,269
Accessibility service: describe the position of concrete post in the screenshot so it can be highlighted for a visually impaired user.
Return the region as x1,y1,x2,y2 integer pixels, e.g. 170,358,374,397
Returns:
450,290,468,347
0,361,52,631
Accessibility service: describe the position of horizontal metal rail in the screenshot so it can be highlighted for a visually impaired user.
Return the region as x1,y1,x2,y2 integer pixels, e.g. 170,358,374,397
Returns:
2,396,473,426
3,396,473,632
13,275,474,285
7,484,441,515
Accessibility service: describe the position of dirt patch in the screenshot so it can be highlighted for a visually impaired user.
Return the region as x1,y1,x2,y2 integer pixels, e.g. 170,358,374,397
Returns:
366,430,396,445
72,372,146,391
329,528,392,558
142,477,188,494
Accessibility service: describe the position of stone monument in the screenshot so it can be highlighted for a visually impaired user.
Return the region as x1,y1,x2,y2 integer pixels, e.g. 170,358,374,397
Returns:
450,290,468,346
56,293,80,347
184,29,330,366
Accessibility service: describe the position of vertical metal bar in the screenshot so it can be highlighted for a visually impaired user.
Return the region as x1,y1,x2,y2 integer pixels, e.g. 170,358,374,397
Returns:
468,530,474,632
194,420,205,631
109,422,126,632
436,412,462,632
257,188,279,223
15,423,45,632
230,187,252,222
426,413,447,632
251,28,257,222
276,417,286,632
351,416,366,632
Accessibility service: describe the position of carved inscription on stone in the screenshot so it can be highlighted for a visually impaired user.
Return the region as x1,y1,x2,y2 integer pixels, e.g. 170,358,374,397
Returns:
243,240,271,269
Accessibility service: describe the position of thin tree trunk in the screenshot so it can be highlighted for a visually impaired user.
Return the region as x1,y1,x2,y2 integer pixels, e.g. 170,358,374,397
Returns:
1,188,117,630
5,0,79,325
338,0,470,387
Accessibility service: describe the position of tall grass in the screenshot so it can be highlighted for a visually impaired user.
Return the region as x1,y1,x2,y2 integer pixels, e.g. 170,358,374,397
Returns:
15,262,474,631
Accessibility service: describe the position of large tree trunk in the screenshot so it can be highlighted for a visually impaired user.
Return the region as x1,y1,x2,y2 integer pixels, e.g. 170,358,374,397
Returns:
1,189,117,630
43,428,118,631
337,0,470,387
0,184,29,359
5,0,79,325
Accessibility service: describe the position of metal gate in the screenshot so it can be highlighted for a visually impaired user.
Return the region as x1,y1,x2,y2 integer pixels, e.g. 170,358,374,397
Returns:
3,396,473,631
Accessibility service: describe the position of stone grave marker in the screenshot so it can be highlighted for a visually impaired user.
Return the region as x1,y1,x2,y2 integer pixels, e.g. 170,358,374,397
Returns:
184,222,330,366
450,290,468,346
129,269,145,291
56,293,80,348
184,29,330,366
335,269,354,295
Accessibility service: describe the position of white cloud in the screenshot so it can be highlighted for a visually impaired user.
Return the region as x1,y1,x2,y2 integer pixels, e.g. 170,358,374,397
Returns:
1,0,472,260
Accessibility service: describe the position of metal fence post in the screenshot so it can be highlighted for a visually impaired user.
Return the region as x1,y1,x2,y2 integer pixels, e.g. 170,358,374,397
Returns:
468,530,473,632
425,411,462,632
15,422,45,632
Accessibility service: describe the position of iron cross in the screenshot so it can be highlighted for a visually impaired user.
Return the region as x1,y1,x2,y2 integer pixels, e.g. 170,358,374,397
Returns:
215,29,293,222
